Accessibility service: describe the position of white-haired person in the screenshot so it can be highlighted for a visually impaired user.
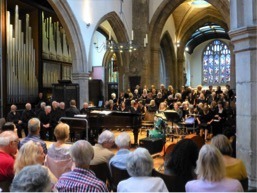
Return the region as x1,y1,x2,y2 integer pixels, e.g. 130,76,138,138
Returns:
10,164,52,192
55,140,108,192
185,144,243,192
211,134,247,180
0,131,19,184
90,130,115,165
109,132,131,169
14,140,57,187
117,147,168,192
45,122,73,179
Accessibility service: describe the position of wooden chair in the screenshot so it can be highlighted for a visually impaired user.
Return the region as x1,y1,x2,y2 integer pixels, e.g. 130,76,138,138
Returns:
141,110,155,134
152,169,177,192
0,180,12,192
239,177,248,192
185,134,205,150
90,163,112,190
110,164,130,192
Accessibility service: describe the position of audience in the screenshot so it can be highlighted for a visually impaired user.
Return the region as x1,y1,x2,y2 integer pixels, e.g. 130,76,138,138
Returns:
185,144,243,192
164,139,199,192
10,164,52,192
211,134,247,180
19,118,47,154
55,140,108,192
117,147,168,192
90,130,115,165
45,122,73,179
0,131,19,182
109,132,131,169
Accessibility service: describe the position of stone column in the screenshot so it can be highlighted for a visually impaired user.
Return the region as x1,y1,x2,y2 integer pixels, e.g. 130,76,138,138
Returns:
132,0,149,87
229,0,257,187
229,42,236,90
72,72,90,109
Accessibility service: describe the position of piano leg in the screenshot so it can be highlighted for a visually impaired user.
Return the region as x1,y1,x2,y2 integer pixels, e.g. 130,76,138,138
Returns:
133,127,139,145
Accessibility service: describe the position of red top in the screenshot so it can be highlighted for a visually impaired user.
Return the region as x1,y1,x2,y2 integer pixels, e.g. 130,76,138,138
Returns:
0,151,15,181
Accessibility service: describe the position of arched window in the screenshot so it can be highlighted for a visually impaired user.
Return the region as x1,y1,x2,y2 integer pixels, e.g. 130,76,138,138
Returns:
202,40,230,85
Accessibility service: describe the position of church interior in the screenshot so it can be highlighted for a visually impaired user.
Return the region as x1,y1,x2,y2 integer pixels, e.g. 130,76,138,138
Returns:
0,0,256,191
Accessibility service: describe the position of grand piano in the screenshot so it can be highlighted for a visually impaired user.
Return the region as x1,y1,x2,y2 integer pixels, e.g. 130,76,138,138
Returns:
88,110,142,145
60,110,142,145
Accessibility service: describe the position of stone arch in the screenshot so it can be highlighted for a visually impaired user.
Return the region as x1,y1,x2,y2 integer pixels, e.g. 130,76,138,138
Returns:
148,0,230,89
47,0,87,73
94,11,130,95
160,31,176,87
47,0,90,106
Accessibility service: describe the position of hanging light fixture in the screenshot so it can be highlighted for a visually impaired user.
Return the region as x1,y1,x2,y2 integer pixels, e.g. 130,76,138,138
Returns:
94,0,148,53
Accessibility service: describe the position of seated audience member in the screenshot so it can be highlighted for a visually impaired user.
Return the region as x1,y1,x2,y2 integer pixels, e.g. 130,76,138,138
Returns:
90,130,115,165
55,140,108,192
10,164,52,192
109,132,131,169
0,131,19,182
1,122,17,133
185,144,243,192
14,140,57,185
65,99,80,117
117,147,168,192
211,134,247,180
19,118,47,154
45,122,73,179
21,103,35,136
6,104,22,138
164,139,199,192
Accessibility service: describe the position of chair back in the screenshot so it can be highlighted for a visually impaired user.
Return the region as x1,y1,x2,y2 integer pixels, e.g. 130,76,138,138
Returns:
110,164,130,191
239,178,248,192
90,163,112,186
44,155,73,179
152,169,176,192
144,110,155,122
0,180,12,192
185,134,205,150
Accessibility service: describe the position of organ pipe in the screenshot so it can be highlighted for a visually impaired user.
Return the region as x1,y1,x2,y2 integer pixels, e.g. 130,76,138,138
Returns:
6,5,38,104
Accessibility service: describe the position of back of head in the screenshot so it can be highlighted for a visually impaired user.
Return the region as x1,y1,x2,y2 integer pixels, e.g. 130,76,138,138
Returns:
14,140,41,174
165,139,198,177
10,164,52,192
115,132,131,149
70,140,93,168
126,147,153,177
70,99,76,106
211,134,233,156
98,130,115,144
2,122,16,132
54,122,70,141
28,118,40,134
196,144,225,182
0,130,17,147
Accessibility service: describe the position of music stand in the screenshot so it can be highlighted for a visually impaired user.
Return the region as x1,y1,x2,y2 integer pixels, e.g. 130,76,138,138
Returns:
164,110,183,141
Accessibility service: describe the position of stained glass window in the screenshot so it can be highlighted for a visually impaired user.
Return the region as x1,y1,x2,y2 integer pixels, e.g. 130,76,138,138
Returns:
202,40,230,85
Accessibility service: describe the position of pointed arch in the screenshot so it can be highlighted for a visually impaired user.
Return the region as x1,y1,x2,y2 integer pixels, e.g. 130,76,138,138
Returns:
148,0,230,89
160,31,176,87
